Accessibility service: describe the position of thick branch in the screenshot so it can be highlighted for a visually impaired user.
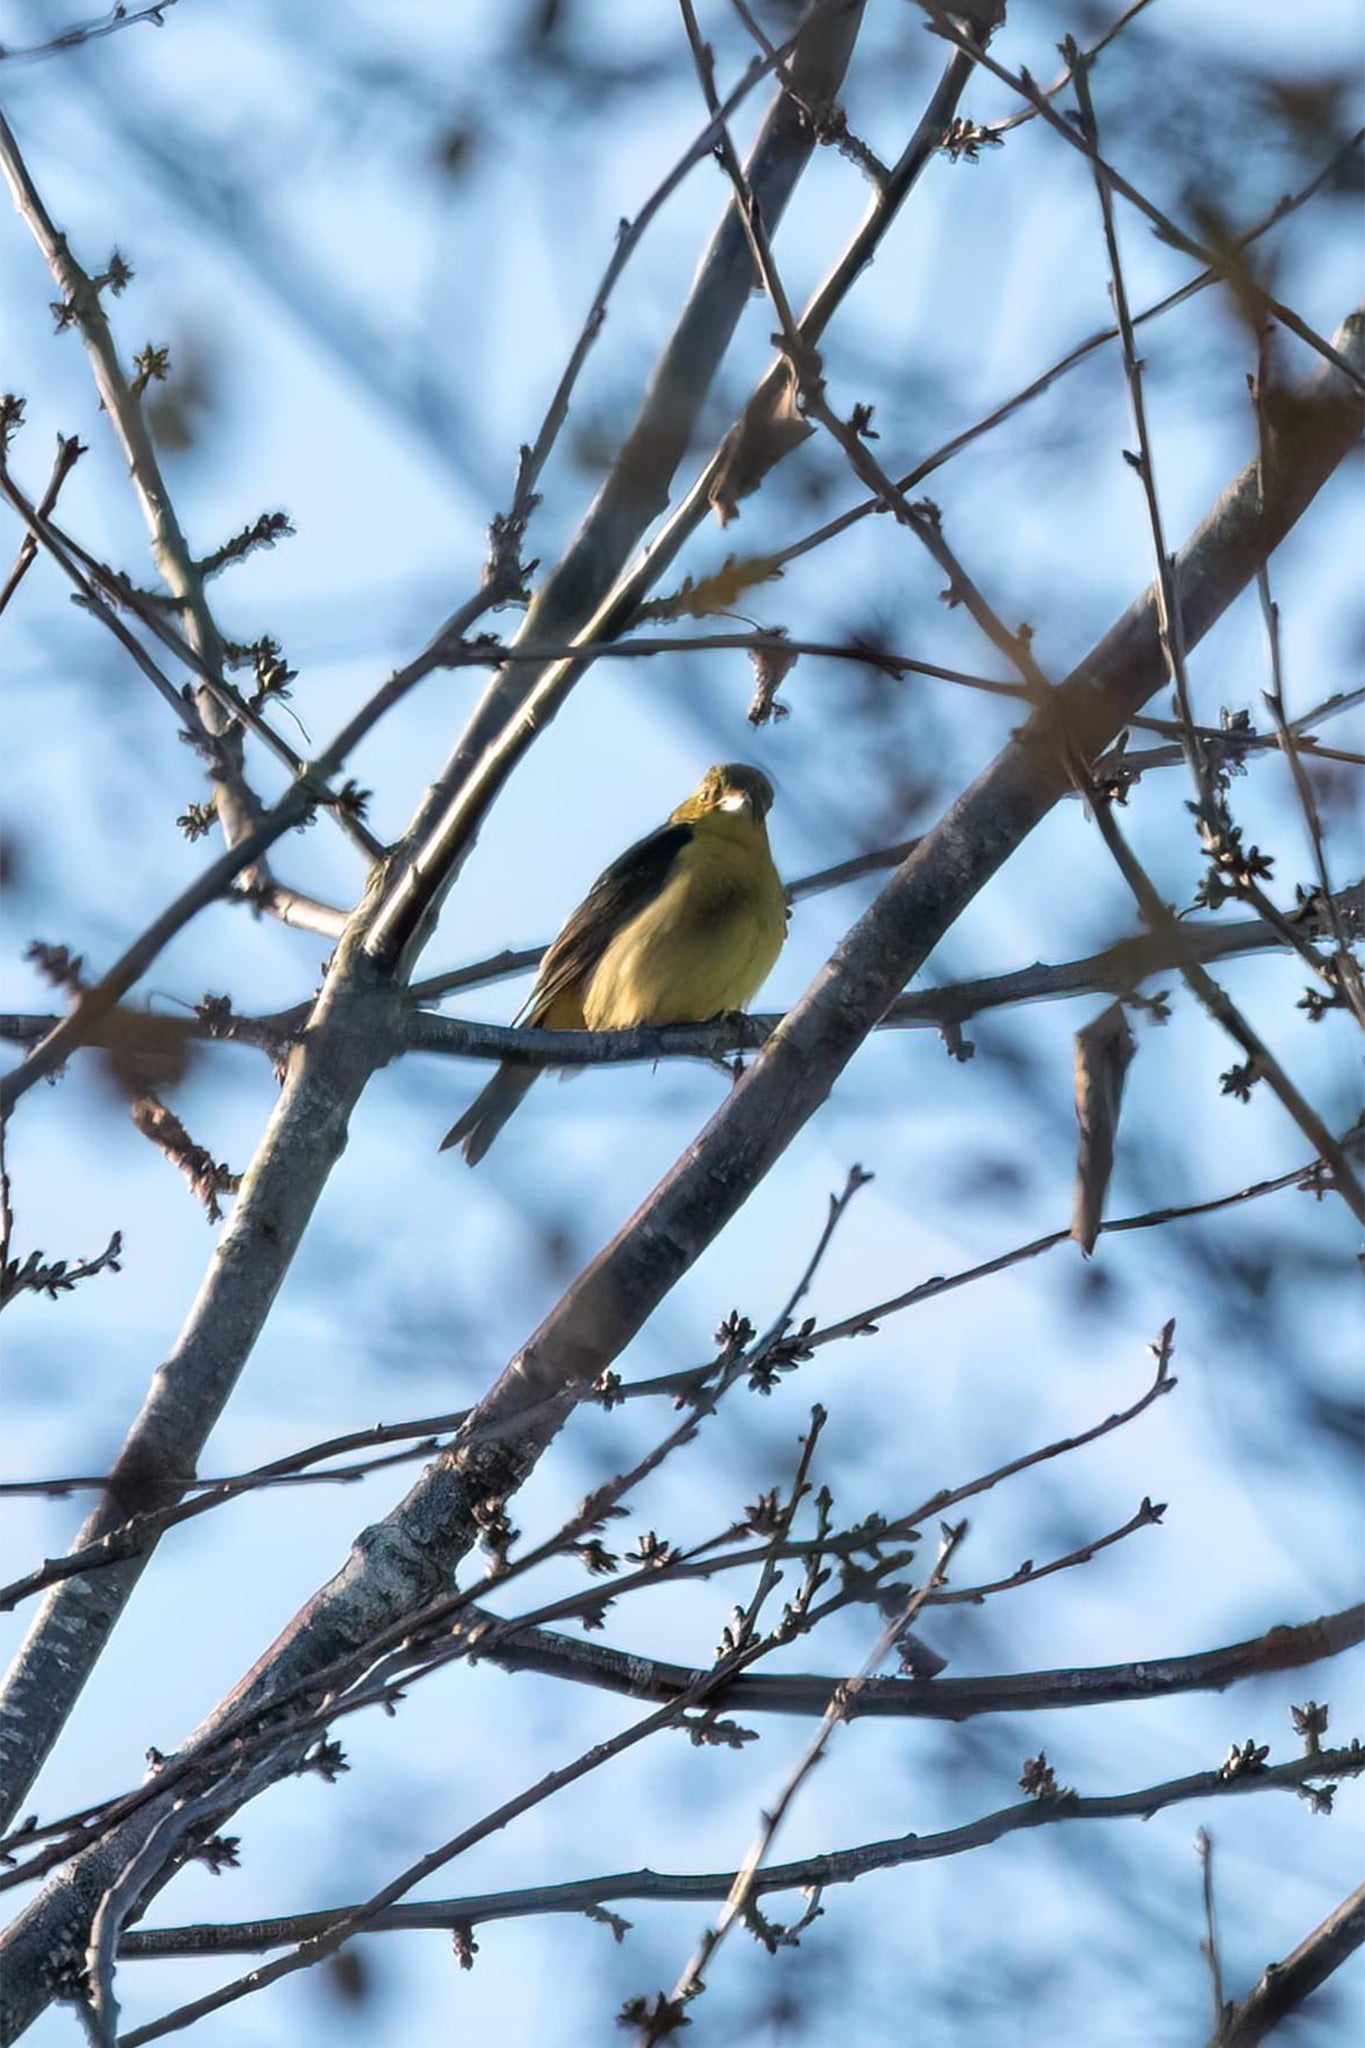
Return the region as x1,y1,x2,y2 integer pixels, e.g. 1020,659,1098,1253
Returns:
462,1603,1364,1721
0,930,404,1831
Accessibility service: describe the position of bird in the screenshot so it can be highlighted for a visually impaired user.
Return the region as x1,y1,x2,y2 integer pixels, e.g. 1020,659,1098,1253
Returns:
441,762,787,1164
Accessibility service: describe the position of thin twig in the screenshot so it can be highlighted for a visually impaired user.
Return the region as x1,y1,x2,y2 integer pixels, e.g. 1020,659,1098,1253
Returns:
4,480,385,863
0,1,181,65
657,128,1365,591
920,7,1365,392
1070,50,1204,787
1197,1828,1228,2036
1247,335,1365,1030
0,463,211,733
665,1521,967,2029
0,427,84,613
0,105,264,860
982,0,1156,139
1070,53,1339,1000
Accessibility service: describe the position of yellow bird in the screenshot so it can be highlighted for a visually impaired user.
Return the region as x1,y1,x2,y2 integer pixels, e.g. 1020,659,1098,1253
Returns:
442,762,787,1164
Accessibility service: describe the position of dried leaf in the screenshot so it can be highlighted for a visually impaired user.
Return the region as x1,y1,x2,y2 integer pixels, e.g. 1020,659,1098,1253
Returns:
747,633,798,725
637,551,784,625
1072,1001,1136,1255
708,364,813,526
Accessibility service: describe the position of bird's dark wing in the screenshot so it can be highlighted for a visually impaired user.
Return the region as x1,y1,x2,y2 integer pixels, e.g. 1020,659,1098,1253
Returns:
523,820,693,1025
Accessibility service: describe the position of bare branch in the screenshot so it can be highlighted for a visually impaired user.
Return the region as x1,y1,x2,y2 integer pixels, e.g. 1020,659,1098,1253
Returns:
659,128,1365,592
920,8,1365,392
0,106,263,860
664,1520,967,2026
431,1602,1365,1725
0,425,84,613
117,1747,1365,1962
1197,1828,1227,2036
363,20,971,974
0,1,181,66
1213,1880,1365,2048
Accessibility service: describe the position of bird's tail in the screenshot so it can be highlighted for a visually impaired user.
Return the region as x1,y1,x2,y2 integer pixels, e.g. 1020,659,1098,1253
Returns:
439,1062,538,1165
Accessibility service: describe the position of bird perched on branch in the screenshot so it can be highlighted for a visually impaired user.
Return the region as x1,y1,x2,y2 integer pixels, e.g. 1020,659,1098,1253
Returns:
442,762,787,1164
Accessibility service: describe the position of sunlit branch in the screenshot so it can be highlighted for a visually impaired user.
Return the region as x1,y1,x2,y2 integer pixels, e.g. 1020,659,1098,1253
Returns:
444,1602,1365,1724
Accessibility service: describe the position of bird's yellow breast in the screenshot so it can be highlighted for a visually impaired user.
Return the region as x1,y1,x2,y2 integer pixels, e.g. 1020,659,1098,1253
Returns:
579,817,785,1031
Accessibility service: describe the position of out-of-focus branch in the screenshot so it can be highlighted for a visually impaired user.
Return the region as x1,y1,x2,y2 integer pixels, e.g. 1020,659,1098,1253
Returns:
921,7,1365,392
1212,1880,1365,2048
0,791,321,1116
760,126,1363,581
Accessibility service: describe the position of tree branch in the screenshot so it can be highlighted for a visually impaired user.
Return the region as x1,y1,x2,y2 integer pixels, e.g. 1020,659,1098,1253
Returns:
364,0,876,972
0,424,84,613
0,105,263,863
117,1746,1364,1962
1213,1880,1365,2048
450,1603,1365,1723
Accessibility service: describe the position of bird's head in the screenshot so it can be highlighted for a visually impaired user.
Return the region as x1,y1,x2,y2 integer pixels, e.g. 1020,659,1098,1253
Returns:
673,762,776,826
